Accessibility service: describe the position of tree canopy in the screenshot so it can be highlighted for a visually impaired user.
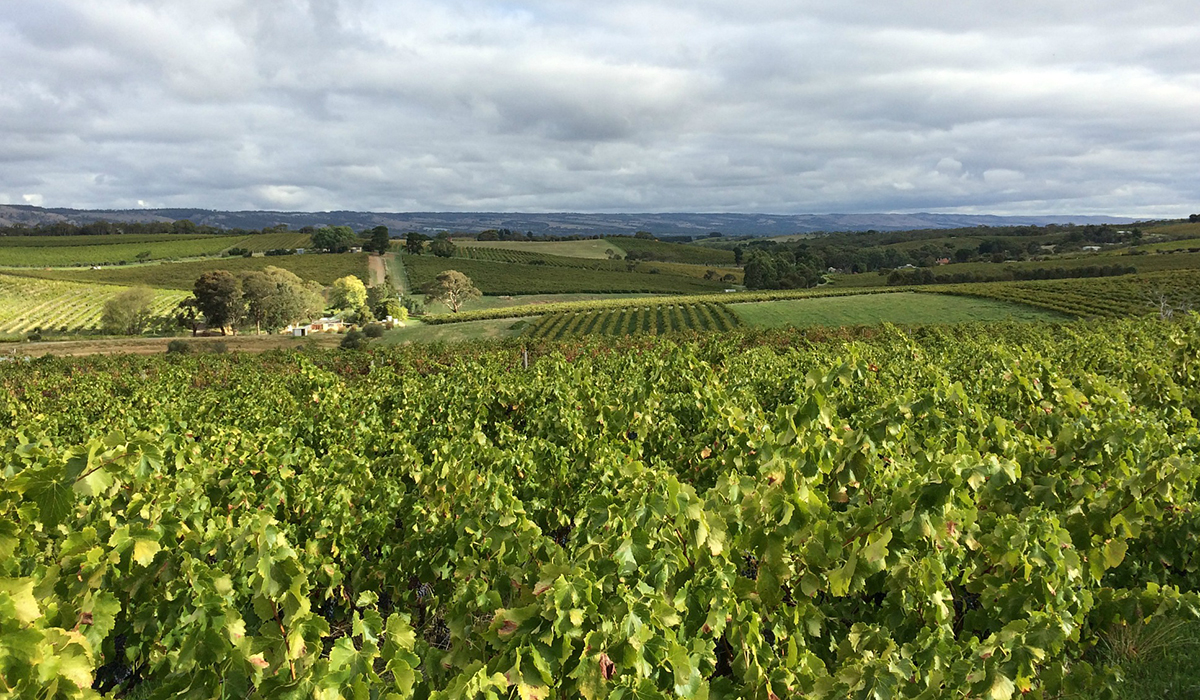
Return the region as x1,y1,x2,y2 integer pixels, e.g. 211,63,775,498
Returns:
331,275,368,310
240,267,325,333
100,286,155,335
192,270,243,335
404,232,429,255
366,226,391,254
429,235,456,258
423,269,481,313
311,225,357,253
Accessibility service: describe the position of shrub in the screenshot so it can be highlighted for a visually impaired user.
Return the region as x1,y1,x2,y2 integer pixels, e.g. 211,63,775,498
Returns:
363,323,385,338
166,339,193,354
340,329,369,349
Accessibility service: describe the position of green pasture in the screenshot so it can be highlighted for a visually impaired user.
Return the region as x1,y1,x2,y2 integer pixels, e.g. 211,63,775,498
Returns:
379,317,529,344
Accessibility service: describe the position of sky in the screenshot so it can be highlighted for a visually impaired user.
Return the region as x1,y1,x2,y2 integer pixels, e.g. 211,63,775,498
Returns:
1,1,1197,217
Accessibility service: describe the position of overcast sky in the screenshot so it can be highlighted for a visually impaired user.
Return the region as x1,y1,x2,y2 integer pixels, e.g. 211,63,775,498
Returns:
1,1,1197,216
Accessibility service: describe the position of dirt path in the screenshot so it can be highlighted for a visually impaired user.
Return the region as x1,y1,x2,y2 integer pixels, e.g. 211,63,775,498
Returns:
1,333,341,357
367,254,387,287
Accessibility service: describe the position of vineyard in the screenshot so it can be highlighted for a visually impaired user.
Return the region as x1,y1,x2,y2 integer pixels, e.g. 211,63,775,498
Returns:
0,274,187,335
2,318,1199,698
457,246,629,270
5,253,371,290
606,236,738,265
402,255,729,296
945,270,1200,318
526,301,742,339
0,237,243,267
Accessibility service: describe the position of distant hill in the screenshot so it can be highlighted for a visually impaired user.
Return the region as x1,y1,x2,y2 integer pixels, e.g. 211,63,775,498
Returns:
0,204,1136,237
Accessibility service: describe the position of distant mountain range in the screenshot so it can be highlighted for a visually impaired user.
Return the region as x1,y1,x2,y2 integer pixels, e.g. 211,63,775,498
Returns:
0,205,1137,237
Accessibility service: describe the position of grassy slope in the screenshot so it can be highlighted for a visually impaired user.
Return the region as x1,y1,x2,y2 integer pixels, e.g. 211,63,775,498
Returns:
730,292,1067,328
379,317,529,344
402,255,729,295
3,253,370,290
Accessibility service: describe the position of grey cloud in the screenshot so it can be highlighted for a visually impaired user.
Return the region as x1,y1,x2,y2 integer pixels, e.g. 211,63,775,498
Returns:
0,0,1197,215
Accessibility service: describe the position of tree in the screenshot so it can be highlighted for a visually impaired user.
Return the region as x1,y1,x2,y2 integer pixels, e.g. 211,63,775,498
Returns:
192,270,243,335
101,286,155,335
634,231,655,240
174,297,202,336
429,235,456,258
240,267,325,334
423,270,481,313
405,232,429,255
331,275,368,310
742,252,780,289
367,286,404,321
366,226,391,254
311,225,357,253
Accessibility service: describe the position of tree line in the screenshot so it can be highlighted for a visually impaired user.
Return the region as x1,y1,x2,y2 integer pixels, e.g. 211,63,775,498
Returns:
100,268,405,337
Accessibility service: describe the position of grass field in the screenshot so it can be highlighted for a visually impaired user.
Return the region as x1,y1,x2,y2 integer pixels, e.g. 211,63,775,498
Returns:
729,292,1068,327
0,274,189,334
605,236,738,265
402,254,729,295
454,238,623,259
379,317,529,344
4,253,370,290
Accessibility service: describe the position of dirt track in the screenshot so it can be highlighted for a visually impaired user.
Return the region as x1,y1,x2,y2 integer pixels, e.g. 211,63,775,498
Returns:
1,333,341,357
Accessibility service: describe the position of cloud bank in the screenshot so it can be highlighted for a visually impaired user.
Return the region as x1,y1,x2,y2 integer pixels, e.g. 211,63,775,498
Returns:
1,0,1197,215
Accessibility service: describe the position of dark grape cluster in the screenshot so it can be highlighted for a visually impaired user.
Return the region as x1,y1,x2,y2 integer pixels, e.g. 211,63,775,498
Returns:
93,634,144,695
739,553,759,580
425,618,452,651
550,524,573,546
